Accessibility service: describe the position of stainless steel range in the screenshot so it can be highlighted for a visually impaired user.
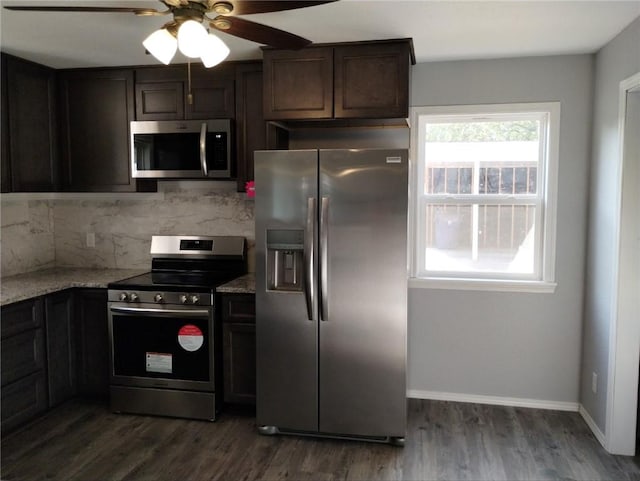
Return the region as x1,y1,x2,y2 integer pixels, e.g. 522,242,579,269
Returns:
107,235,246,421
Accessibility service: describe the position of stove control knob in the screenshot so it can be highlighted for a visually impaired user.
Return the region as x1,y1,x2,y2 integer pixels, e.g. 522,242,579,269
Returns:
179,294,188,304
189,294,200,304
129,293,139,302
119,292,129,302
154,293,164,303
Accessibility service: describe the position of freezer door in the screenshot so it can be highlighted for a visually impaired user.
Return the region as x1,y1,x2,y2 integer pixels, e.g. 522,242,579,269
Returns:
318,149,408,438
255,150,319,432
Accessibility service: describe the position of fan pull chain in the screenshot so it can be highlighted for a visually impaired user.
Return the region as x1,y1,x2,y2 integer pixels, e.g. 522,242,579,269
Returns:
187,61,193,105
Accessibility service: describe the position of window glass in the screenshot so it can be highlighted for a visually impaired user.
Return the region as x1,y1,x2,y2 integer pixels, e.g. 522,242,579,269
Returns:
411,103,559,287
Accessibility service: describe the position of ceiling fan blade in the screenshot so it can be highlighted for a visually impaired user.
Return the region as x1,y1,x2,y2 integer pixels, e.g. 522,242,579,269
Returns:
210,15,311,49
220,0,338,16
3,6,162,15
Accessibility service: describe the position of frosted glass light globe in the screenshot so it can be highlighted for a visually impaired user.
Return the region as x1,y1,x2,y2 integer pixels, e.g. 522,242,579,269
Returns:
143,28,177,65
177,20,207,58
201,33,230,68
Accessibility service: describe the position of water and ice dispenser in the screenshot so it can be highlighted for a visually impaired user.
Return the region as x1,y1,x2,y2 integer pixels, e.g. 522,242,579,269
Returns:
266,229,305,292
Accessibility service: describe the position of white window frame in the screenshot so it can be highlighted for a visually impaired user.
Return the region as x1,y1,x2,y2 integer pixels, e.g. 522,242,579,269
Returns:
409,102,560,293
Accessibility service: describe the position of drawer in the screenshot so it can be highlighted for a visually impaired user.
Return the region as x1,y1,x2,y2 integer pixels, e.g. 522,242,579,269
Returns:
1,298,43,339
1,371,48,433
221,294,256,324
1,328,45,386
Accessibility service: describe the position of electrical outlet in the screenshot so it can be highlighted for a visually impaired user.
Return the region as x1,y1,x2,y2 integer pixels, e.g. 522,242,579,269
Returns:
86,232,96,248
592,372,598,394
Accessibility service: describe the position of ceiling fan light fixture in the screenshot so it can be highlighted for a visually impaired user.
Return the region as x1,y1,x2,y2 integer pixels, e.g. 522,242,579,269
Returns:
212,2,233,15
177,19,208,58
211,17,231,30
200,33,230,68
143,28,177,65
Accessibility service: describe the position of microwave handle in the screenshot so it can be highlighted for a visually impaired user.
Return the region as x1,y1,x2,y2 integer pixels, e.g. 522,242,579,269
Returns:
200,122,208,177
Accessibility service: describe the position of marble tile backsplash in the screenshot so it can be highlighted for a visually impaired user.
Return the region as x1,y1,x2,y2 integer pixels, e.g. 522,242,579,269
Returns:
1,200,56,276
1,181,256,277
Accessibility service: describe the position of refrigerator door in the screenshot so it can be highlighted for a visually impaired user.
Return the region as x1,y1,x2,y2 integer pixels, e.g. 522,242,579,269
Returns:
318,149,408,438
255,150,319,432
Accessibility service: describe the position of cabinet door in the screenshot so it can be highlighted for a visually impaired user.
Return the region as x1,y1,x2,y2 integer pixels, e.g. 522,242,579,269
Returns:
1,372,47,433
235,62,266,191
135,81,184,120
1,329,46,387
223,323,256,405
1,297,43,339
74,289,109,400
6,54,58,191
187,76,235,120
334,42,410,119
58,69,142,192
221,294,256,405
1,298,47,433
45,291,76,407
263,47,333,120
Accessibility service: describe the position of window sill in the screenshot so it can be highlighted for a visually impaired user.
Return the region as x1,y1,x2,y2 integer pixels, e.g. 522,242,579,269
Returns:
409,277,557,293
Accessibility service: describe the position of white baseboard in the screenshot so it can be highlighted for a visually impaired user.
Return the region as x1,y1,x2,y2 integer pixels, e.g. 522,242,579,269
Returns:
578,404,607,447
407,389,580,412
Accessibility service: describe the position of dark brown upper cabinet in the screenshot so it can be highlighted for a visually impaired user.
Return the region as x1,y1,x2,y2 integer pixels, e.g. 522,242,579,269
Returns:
135,64,235,121
263,47,333,120
1,54,58,192
57,68,152,192
334,42,411,119
234,61,267,191
263,39,414,123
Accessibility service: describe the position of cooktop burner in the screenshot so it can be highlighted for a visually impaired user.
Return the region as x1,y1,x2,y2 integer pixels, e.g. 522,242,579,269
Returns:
108,235,247,293
110,270,242,291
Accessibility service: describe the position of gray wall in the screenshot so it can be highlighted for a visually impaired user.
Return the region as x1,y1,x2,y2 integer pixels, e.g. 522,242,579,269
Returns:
408,55,593,404
581,17,640,432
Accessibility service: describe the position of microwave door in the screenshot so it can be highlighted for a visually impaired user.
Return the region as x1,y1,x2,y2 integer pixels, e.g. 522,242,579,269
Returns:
204,130,231,179
130,119,231,179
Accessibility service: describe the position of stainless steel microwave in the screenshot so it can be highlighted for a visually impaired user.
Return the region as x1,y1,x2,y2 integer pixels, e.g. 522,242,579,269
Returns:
131,119,231,179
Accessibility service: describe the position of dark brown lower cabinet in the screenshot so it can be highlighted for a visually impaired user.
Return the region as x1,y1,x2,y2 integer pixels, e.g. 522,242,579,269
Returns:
45,290,76,407
73,289,109,400
221,294,256,405
1,298,48,433
1,288,110,434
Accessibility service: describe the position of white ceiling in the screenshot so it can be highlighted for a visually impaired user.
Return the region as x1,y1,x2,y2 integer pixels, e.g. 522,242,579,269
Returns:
1,0,639,69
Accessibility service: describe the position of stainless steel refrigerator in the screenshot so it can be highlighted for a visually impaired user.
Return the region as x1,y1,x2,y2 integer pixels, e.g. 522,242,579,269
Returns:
254,149,408,444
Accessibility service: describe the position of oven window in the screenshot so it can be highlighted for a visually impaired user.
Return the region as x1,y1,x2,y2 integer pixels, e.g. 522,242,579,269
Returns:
111,314,210,381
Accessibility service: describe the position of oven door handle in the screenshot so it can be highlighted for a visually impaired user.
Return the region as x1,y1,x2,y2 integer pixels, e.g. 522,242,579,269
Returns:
110,306,211,317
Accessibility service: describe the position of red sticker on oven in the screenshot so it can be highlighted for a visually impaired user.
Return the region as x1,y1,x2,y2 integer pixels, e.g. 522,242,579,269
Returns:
178,324,204,352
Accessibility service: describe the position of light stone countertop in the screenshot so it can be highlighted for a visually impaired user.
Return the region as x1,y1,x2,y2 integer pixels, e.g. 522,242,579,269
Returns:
216,273,255,294
1,267,147,306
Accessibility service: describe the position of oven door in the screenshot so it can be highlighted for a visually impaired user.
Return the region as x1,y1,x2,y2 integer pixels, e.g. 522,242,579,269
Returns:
108,302,215,392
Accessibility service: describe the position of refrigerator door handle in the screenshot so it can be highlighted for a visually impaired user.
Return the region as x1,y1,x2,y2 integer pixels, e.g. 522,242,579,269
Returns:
320,196,329,322
304,197,316,321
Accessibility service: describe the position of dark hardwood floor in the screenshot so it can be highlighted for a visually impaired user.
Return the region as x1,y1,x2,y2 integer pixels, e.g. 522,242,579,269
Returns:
2,398,639,480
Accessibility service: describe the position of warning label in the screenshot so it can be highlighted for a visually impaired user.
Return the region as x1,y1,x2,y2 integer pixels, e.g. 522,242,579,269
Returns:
178,324,204,352
146,352,172,374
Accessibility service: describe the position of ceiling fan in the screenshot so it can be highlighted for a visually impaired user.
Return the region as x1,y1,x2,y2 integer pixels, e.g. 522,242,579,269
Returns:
4,1,338,66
